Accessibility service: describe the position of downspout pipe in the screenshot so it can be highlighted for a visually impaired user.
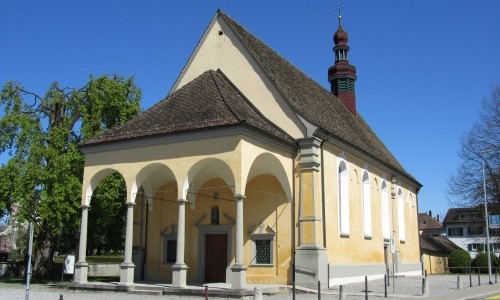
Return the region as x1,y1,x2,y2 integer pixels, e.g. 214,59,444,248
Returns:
292,147,298,287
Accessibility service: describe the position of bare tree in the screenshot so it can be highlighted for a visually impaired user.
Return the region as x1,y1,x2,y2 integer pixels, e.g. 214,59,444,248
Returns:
448,86,499,208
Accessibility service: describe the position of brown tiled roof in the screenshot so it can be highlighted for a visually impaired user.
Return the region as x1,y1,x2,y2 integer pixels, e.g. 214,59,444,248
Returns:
443,207,484,224
420,235,460,254
218,12,418,184
418,213,443,230
80,70,294,146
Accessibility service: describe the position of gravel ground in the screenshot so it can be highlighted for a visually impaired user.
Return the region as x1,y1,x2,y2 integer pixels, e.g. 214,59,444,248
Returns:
0,274,497,300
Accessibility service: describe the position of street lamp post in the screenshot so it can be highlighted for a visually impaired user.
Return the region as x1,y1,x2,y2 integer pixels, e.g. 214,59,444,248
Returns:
482,152,492,285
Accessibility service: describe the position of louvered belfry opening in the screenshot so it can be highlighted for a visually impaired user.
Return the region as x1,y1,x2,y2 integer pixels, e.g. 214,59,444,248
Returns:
328,22,358,113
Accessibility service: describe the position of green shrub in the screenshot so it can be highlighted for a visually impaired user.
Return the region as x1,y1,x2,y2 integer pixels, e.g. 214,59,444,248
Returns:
472,252,499,273
448,249,472,273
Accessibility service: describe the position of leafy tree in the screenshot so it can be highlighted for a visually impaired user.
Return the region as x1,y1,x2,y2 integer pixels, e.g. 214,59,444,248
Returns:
0,75,141,276
448,86,499,207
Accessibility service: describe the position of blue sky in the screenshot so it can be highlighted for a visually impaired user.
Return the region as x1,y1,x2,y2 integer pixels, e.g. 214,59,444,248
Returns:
1,1,499,219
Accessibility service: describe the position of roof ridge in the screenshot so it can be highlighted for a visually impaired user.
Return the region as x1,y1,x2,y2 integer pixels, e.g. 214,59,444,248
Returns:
208,70,243,122
211,69,294,142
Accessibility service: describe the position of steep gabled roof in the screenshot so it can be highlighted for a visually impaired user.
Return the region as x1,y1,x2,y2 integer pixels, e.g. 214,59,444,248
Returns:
418,213,443,231
218,12,418,184
80,69,294,146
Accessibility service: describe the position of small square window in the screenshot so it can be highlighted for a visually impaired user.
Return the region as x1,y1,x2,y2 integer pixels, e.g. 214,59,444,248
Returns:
250,233,274,266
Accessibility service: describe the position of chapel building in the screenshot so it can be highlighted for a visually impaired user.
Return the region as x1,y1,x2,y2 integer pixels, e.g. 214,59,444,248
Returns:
74,10,422,288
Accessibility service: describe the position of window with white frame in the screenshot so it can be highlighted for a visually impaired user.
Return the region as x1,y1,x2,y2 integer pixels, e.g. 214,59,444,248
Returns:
397,188,406,242
381,180,390,240
362,171,372,238
338,160,350,236
249,233,274,265
163,234,177,264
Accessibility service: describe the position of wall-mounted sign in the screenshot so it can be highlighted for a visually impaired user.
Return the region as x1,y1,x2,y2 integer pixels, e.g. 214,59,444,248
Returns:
390,236,396,253
489,215,500,229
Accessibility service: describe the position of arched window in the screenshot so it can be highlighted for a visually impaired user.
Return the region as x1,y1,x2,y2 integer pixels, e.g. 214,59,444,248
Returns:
397,188,406,242
381,180,390,240
338,160,349,236
362,171,372,238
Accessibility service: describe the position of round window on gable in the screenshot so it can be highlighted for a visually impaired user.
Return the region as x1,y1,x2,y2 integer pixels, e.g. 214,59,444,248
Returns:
218,30,224,36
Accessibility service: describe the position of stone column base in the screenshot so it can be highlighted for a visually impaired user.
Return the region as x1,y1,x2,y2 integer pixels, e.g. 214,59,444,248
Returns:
295,245,328,289
228,264,247,289
119,261,135,285
172,263,188,287
74,262,89,283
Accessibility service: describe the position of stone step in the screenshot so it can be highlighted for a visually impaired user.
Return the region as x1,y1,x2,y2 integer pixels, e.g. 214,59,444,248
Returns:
127,289,163,296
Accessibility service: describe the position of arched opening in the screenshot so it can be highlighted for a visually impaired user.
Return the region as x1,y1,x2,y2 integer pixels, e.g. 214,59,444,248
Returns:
88,172,127,257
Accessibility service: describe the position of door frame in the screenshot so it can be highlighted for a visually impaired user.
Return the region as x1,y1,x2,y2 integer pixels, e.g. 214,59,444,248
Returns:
197,224,233,283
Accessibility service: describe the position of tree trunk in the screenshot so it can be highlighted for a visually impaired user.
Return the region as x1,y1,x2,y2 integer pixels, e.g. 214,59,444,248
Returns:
32,228,55,278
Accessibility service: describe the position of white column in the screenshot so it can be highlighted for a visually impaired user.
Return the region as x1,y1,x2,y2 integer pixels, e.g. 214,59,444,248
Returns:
120,202,135,285
229,194,247,289
74,205,89,283
235,194,245,265
172,198,188,287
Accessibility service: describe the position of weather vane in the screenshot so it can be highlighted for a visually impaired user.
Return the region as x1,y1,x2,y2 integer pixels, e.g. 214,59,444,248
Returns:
337,2,344,26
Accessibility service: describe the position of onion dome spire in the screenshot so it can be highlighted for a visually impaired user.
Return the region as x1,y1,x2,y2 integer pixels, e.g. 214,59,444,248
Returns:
328,5,358,113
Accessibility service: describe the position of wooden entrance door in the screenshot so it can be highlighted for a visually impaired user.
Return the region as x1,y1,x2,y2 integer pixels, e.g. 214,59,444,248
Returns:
205,234,228,282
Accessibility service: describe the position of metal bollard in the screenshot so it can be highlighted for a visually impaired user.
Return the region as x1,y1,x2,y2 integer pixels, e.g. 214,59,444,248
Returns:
204,285,208,300
496,268,498,284
253,287,263,300
457,275,463,290
422,277,429,296
365,276,368,300
384,275,387,298
339,285,346,300
478,271,481,286
318,280,321,300
469,269,472,287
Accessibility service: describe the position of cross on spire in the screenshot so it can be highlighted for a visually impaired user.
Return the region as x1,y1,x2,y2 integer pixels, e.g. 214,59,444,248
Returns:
337,3,344,26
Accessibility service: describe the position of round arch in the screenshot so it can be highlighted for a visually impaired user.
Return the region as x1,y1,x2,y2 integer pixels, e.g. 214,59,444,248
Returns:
84,168,125,206
133,163,178,201
182,158,236,200
244,152,292,202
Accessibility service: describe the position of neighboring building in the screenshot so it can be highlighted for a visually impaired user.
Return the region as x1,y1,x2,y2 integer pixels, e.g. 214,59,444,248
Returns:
0,224,13,261
418,212,445,237
443,206,500,257
420,235,460,274
418,212,459,274
73,10,422,288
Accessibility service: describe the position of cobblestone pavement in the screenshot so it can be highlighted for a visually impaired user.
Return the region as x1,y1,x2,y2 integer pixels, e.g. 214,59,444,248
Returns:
1,274,500,300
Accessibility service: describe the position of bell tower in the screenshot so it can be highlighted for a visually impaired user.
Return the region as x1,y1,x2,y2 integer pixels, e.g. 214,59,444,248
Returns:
328,6,357,113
